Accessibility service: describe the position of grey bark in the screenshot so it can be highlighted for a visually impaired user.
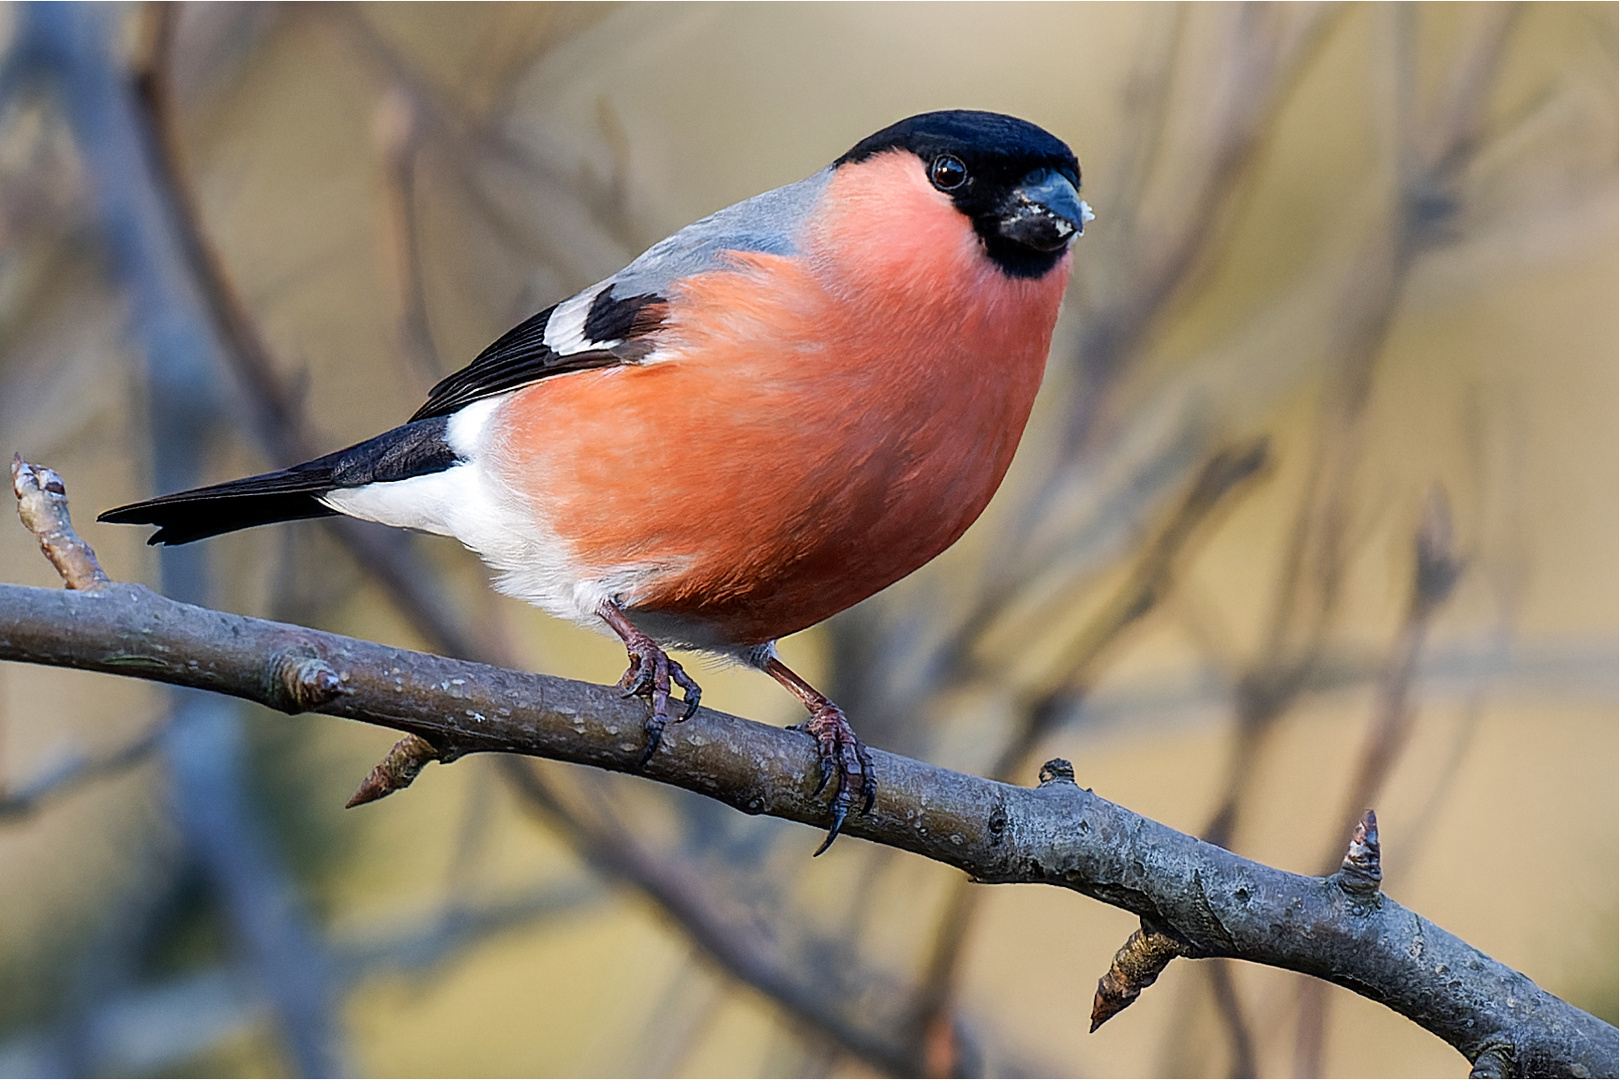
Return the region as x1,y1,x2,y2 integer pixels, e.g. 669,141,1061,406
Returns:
1,580,1613,1078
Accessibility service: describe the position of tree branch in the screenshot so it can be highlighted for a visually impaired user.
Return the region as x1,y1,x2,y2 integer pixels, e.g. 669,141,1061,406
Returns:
2,471,1613,1079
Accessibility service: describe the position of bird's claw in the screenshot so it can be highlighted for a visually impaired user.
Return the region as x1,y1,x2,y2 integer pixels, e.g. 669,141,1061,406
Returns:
620,662,653,699
615,636,700,767
797,703,874,856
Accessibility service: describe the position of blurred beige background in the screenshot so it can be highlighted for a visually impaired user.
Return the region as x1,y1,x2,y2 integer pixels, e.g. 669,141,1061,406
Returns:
0,3,1614,1077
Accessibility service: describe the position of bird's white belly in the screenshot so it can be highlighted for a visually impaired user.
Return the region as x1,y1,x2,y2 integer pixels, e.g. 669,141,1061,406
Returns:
322,467,679,641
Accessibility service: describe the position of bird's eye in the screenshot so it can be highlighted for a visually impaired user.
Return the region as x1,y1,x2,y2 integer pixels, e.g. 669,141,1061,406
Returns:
929,154,968,191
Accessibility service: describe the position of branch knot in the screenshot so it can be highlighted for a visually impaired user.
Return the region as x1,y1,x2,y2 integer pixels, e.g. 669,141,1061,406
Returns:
346,733,445,808
1469,1037,1517,1078
270,652,348,713
1038,758,1077,787
1338,809,1383,897
1414,488,1465,615
1091,918,1186,1031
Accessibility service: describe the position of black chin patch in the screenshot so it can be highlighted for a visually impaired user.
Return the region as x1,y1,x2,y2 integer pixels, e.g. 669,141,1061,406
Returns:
977,229,1071,280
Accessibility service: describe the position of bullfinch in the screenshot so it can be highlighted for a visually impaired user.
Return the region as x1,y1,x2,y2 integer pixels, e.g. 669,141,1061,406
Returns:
101,110,1091,852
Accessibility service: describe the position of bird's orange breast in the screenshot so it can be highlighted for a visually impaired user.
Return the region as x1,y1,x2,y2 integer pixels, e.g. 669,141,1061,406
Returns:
491,151,1070,647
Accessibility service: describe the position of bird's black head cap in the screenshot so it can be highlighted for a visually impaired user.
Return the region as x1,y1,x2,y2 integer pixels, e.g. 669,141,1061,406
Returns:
837,110,1084,278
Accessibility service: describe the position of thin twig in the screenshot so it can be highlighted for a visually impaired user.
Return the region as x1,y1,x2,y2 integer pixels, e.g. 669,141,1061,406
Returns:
319,5,645,255
1291,490,1465,1073
907,439,1269,1065
0,878,605,1075
338,876,602,980
998,438,1270,778
1327,490,1463,869
132,6,492,663
0,715,169,821
11,456,109,591
497,758,918,1074
371,85,445,383
1189,7,1526,1064
1062,3,1341,451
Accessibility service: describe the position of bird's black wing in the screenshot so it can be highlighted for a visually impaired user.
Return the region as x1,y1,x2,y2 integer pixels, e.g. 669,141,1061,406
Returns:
410,286,669,422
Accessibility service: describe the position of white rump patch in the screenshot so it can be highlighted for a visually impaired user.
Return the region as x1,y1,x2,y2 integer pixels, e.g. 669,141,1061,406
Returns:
446,396,501,458
320,464,495,539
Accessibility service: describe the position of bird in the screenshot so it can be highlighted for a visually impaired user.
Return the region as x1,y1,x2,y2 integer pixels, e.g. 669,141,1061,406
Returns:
100,109,1090,853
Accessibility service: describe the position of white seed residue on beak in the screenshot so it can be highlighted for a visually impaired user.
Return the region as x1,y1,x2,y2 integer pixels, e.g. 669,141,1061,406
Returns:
1079,200,1095,224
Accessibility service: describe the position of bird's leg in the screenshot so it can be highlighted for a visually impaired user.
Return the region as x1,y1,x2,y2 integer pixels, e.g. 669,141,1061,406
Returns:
597,602,701,768
761,655,875,855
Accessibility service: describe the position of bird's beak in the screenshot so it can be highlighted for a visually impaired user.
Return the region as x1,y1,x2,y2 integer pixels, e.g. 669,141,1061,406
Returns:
997,169,1092,252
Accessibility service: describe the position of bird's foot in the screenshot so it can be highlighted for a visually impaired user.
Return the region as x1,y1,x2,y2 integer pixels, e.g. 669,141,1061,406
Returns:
794,702,875,856
612,626,701,768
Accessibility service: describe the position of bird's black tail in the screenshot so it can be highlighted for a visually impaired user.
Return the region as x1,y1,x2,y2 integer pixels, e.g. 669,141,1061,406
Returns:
98,416,457,546
98,466,340,546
